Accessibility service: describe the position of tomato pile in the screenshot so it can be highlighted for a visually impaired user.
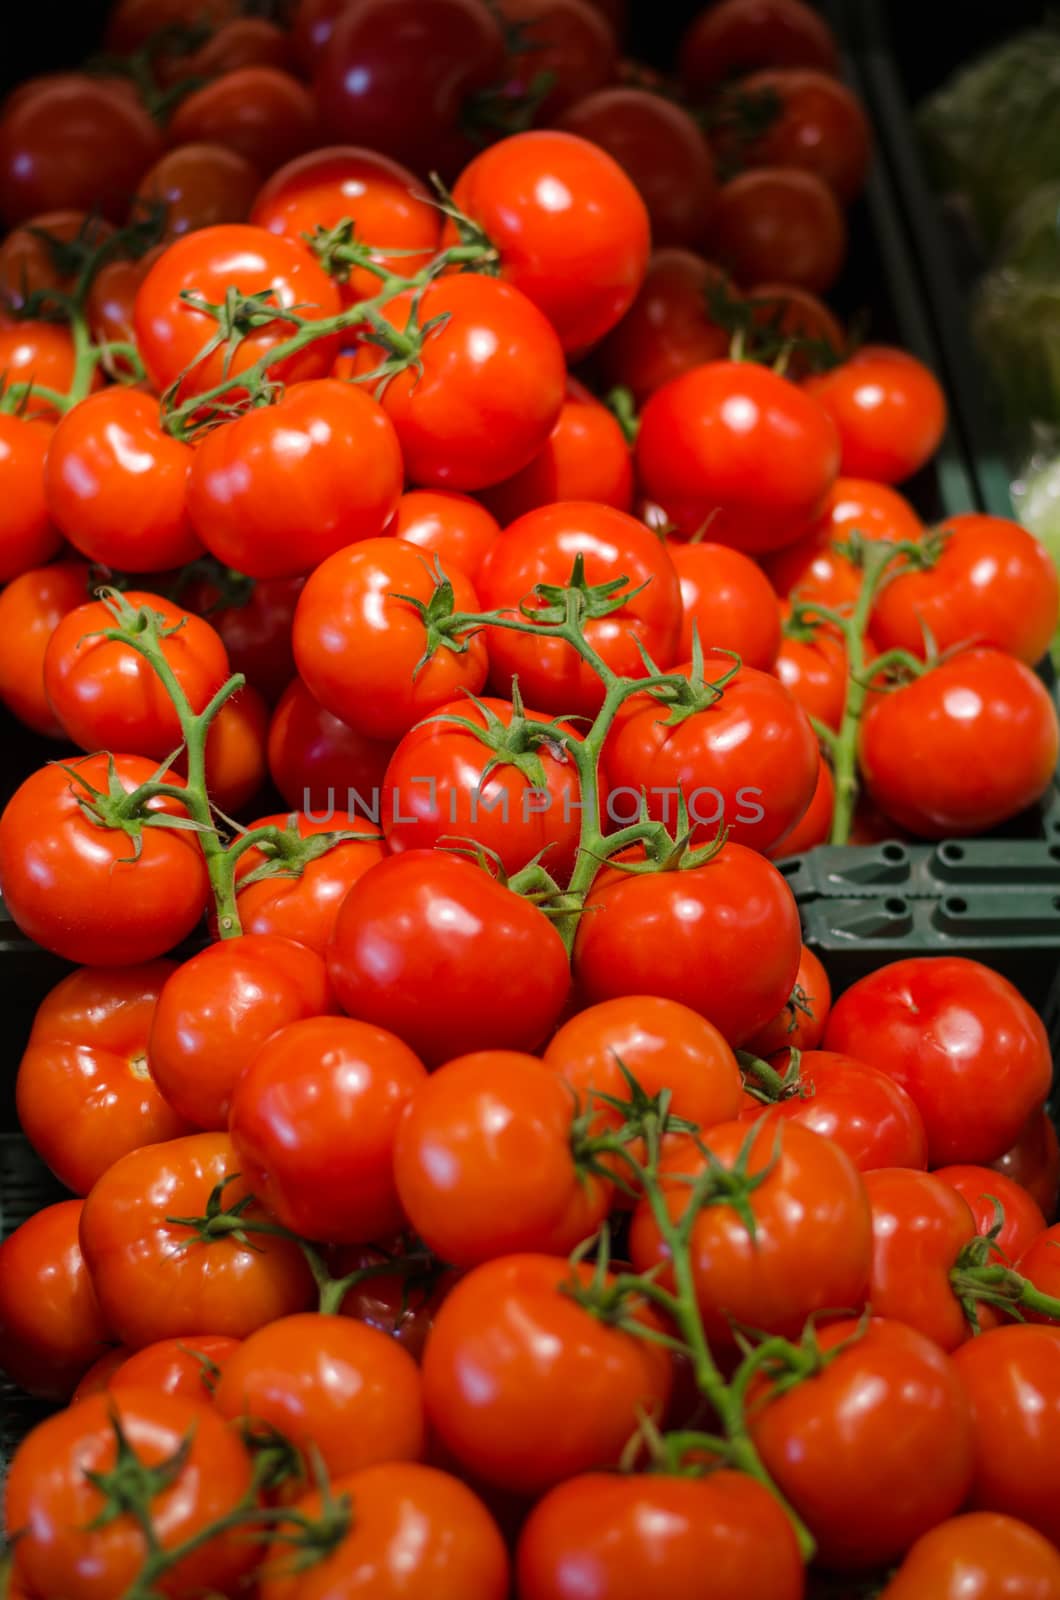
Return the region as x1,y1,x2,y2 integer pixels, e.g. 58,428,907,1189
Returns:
1,0,1060,1595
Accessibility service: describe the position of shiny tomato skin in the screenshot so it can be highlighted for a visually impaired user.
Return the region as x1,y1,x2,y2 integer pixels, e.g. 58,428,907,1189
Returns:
954,1325,1060,1543
72,1347,132,1401
745,943,831,1053
447,129,650,355
384,490,500,580
804,345,947,484
422,1253,672,1495
881,1511,1060,1600
745,281,845,377
137,141,262,239
596,250,732,407
0,412,61,581
727,68,872,203
0,753,210,965
993,1110,1060,1224
516,1469,805,1600
479,377,634,524
1015,1223,1060,1322
234,811,386,954
326,850,571,1066
767,750,833,855
494,0,619,123
293,538,490,740
744,1050,929,1172
752,1316,974,1571
0,321,85,420
333,1245,460,1361
85,249,162,371
858,647,1059,837
0,560,90,735
635,359,840,550
669,540,782,669
79,1132,315,1348
935,1165,1047,1264
863,1168,985,1351
0,209,114,316
185,683,267,816
765,475,923,606
0,1201,112,1400
774,608,852,731
183,574,303,708
166,67,319,177
105,1335,241,1404
267,675,395,813
710,167,846,294
679,0,839,94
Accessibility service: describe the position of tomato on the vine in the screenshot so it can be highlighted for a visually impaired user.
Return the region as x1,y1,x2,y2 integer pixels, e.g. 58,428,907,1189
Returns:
480,377,634,525
993,1109,1060,1223
0,1200,112,1400
710,168,846,294
233,811,386,954
718,68,871,203
596,250,733,407
0,561,89,736
767,751,833,855
934,1165,1047,1264
669,540,781,669
182,574,303,708
104,1335,241,1406
384,491,500,581
881,1512,1060,1600
267,675,395,813
804,345,947,485
765,475,922,605
953,1324,1060,1544
0,412,62,582
0,321,88,419
166,67,319,177
745,942,831,1053
679,0,839,96
492,0,619,123
743,1050,929,1172
136,142,262,240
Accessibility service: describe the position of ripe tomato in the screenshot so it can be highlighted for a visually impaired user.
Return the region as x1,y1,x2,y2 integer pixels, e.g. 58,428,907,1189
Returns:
0,321,85,419
72,1347,132,1401
136,141,262,239
257,1462,510,1600
448,129,650,354
596,250,732,407
480,377,634,524
746,281,845,377
422,1253,671,1494
631,1120,871,1344
745,942,831,1052
709,167,846,294
669,540,782,669
0,753,210,964
774,605,857,731
825,957,1053,1166
174,16,289,80
993,1109,1060,1223
476,501,682,718
1015,1223,1060,1322
84,249,162,370
181,574,303,708
292,0,346,70
293,538,490,740
858,647,1059,837
268,675,395,814
333,1244,460,1361
679,0,839,95
954,1325,1060,1544
393,1051,612,1265
0,209,113,315
722,69,871,203
133,223,342,403
385,490,500,580
79,1132,314,1347
105,0,237,50
752,1317,973,1571
558,87,717,250
149,933,335,1130
767,749,833,855
517,1470,804,1600
765,475,923,605
234,811,386,954
744,1050,929,1172
184,683,267,816
881,1511,1060,1600
804,345,947,484
0,560,89,736
635,360,840,550
0,412,62,581
935,1165,1047,1264
327,850,571,1065
16,961,191,1195
105,1335,241,1404
0,1200,112,1399
166,67,319,177
493,0,619,123
871,513,1060,666
573,844,801,1045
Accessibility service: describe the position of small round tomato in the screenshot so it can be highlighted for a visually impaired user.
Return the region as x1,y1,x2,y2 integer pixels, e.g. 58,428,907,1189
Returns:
596,250,732,407
492,0,618,123
669,540,782,669
751,1317,973,1572
0,1201,112,1400
881,1511,1060,1600
184,683,267,816
384,490,500,580
0,412,62,581
804,345,947,484
745,942,831,1053
774,604,858,731
993,1110,1060,1224
79,1132,315,1348
182,574,303,707
765,475,923,605
722,68,871,203
333,1245,459,1361
166,67,319,177
934,1165,1047,1266
767,749,833,855
858,647,1059,837
106,0,238,50
746,281,845,377
744,1050,929,1172
954,1324,1060,1544
234,811,386,954
72,1347,132,1401
679,0,839,95
292,0,346,69
0,560,89,736
0,321,86,419
0,209,113,315
327,850,571,1066
0,753,210,964
267,675,395,814
480,377,634,524
84,248,162,369
106,1335,241,1404
1015,1222,1060,1323
175,16,289,79
136,141,262,239
709,167,846,294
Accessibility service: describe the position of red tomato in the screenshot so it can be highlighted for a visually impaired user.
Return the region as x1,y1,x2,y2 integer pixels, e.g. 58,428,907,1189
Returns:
78,1132,315,1347
825,957,1053,1166
176,16,289,80
187,683,267,816
327,850,571,1065
234,811,386,954
292,0,346,70
635,360,839,550
0,412,61,581
858,647,1059,836
596,250,733,407
385,490,500,580
746,281,845,377
448,129,650,354
0,1201,112,1399
881,1511,1060,1600
751,1317,973,1571
0,321,85,419
492,0,619,123
744,1049,929,1172
16,961,191,1195
935,1165,1047,1265
774,604,857,731
0,560,89,736
679,0,839,94
72,1347,131,1401
993,1110,1060,1224
422,1253,672,1494
0,753,209,964
183,573,303,708
106,1335,241,1404
954,1325,1060,1544
85,248,162,370
476,501,682,718
267,675,395,814
479,377,634,524
106,0,237,50
765,475,923,606
709,167,846,294
0,209,112,316
722,69,871,203
669,540,782,669
517,1470,804,1600
333,1244,460,1361
166,67,319,177
804,345,947,484
136,142,262,239
767,751,833,855
745,942,831,1052
1015,1223,1060,1322
293,538,490,740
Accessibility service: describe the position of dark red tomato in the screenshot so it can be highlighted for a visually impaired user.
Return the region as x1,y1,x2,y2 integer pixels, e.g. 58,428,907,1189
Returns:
0,1201,112,1399
234,811,386,954
0,209,113,316
709,167,846,294
105,1335,241,1404
767,750,833,856
353,274,566,490
752,1317,973,1571
333,1243,460,1361
44,388,203,572
475,501,682,718
722,69,871,203
177,16,289,80
882,1511,1060,1600
517,1470,804,1600
327,850,571,1066
858,648,1059,837
679,0,839,95
635,359,840,550
954,1325,1060,1544
0,560,89,736
314,0,506,174
825,957,1053,1167
775,604,858,731
182,574,304,707
1017,1223,1060,1325
85,248,162,369
292,538,490,740
743,1049,929,1172
493,0,618,123
136,142,262,239
16,961,191,1196
765,475,923,606
422,1253,672,1494
0,321,86,419
0,74,162,224
267,676,395,814
746,281,845,377
479,377,634,524
166,68,319,178
447,129,650,355
105,0,237,50
669,540,782,669
596,249,733,408
871,513,1059,667
149,932,336,1130
573,843,802,1045
133,223,342,403
745,942,831,1052
804,345,947,484
385,490,500,580
251,146,441,305
935,1165,1047,1264
993,1110,1060,1224
0,413,61,581
0,753,209,964
292,0,346,71
558,88,717,249
382,695,584,883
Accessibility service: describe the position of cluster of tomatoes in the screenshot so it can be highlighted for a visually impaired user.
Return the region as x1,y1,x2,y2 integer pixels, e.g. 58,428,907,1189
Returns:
0,0,1060,1595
